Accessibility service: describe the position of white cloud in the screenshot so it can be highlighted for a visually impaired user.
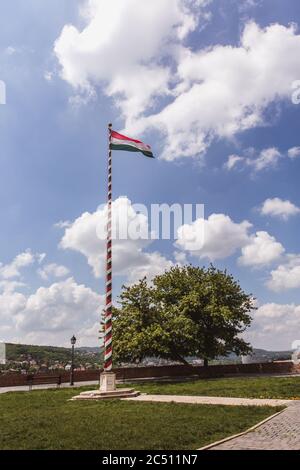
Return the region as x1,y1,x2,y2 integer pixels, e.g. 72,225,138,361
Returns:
0,290,26,318
174,251,188,265
225,154,244,170
267,255,300,292
176,214,285,268
125,251,173,284
0,251,104,346
226,147,283,173
0,251,42,280
54,0,208,124
226,146,300,174
55,6,300,160
246,303,300,350
76,321,102,348
288,146,300,159
0,280,26,294
60,197,173,283
246,147,282,172
238,231,284,267
0,278,103,347
131,22,300,160
5,46,17,56
260,197,300,220
175,213,251,260
54,220,71,229
239,0,261,7
226,145,300,174
44,71,54,82
38,263,70,281
16,277,101,332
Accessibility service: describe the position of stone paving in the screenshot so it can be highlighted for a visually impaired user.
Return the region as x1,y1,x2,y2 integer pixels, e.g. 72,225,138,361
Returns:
123,393,292,407
209,403,300,450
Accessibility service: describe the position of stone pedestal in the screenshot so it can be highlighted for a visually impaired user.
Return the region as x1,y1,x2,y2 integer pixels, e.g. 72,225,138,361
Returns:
71,371,140,401
100,372,116,392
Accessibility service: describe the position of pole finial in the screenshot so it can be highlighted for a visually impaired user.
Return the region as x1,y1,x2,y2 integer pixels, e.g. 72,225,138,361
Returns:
108,123,112,129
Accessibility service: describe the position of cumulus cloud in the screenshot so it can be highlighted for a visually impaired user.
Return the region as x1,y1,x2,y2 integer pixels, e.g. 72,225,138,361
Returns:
246,303,300,350
266,255,300,292
225,154,244,170
0,277,103,347
239,0,261,8
16,278,101,332
238,231,285,267
129,22,300,160
38,263,70,281
54,1,300,160
226,146,300,174
288,147,300,159
0,251,44,280
0,289,26,318
225,147,283,173
54,0,208,123
246,148,282,172
175,213,251,260
54,220,71,229
260,198,300,220
60,197,173,283
0,251,103,346
0,280,26,294
175,213,286,268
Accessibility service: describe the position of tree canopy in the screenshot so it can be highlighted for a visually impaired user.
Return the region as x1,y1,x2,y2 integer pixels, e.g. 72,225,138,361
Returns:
112,265,254,366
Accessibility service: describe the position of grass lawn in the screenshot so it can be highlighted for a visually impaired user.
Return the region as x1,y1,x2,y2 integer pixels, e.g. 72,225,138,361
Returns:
0,387,281,450
129,376,300,400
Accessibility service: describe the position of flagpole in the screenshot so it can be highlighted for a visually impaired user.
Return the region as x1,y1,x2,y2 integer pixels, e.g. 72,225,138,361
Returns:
104,123,113,372
72,124,149,399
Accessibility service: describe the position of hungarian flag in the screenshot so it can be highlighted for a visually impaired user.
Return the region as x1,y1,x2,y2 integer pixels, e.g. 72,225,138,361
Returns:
110,130,154,158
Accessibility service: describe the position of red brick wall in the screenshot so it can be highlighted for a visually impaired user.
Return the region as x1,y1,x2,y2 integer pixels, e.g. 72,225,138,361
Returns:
1,361,299,388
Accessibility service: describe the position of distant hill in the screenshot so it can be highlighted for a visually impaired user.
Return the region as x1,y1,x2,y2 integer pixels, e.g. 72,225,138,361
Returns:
77,346,100,354
2,343,103,371
213,348,292,364
252,348,292,361
1,343,292,369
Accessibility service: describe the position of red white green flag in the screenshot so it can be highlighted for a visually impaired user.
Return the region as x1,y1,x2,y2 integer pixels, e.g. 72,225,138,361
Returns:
110,130,154,158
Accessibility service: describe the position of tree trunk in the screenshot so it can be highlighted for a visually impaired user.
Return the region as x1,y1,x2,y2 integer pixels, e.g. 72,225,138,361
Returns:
203,358,209,368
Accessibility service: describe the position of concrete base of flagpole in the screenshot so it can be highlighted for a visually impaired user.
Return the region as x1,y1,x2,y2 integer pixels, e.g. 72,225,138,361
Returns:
70,372,140,401
100,371,116,391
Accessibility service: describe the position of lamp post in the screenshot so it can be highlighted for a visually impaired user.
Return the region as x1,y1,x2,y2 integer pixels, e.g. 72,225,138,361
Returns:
70,335,76,386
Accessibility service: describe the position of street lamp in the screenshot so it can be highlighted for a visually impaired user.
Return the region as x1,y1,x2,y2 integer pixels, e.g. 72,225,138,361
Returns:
70,335,76,386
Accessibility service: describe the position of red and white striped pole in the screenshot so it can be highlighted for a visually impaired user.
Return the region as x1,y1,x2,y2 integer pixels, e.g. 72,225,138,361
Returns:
104,123,113,371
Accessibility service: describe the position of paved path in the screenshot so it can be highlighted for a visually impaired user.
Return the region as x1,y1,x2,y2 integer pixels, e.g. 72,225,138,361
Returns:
0,380,99,394
123,393,292,407
208,403,300,450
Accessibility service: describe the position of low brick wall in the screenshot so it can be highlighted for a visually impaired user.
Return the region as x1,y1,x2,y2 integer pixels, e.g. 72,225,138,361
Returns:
114,361,299,380
1,361,299,388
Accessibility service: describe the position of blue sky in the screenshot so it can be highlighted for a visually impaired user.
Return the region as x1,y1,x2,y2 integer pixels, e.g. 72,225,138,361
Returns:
1,0,300,350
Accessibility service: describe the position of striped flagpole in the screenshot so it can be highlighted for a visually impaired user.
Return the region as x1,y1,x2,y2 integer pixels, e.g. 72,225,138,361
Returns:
104,123,113,371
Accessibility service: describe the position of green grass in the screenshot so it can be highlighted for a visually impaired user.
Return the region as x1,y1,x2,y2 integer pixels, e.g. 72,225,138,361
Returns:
128,376,300,400
0,387,280,450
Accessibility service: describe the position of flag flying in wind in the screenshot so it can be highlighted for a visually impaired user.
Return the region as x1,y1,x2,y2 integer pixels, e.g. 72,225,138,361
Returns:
110,130,154,158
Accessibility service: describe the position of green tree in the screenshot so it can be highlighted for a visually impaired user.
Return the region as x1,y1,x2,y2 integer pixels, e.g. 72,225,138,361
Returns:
112,265,254,366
